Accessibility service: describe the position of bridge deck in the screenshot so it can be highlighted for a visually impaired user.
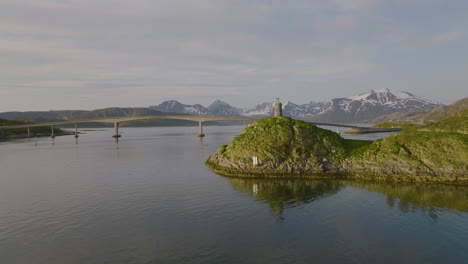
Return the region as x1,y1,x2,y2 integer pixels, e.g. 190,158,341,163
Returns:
0,115,257,129
0,115,393,132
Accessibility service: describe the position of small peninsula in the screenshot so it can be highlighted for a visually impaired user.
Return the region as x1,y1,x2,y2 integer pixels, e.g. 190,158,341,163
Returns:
0,118,68,139
206,116,467,185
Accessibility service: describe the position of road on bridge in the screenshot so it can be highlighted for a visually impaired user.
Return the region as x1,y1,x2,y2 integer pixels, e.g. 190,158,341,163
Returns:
0,115,401,138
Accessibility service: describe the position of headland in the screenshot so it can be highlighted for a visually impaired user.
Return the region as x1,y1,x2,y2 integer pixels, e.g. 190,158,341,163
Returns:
206,116,467,185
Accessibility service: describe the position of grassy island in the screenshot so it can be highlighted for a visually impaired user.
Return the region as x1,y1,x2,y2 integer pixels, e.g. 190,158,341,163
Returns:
206,116,467,185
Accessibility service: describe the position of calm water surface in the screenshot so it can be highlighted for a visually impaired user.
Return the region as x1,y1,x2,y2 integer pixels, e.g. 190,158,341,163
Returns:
0,126,467,264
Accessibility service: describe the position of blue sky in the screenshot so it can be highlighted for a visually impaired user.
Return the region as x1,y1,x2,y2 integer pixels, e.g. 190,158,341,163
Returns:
0,0,467,111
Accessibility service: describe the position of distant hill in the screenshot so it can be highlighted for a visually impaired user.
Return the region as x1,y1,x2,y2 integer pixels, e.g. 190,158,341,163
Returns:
150,99,245,117
0,108,199,127
0,107,165,121
305,89,442,123
149,100,211,116
434,108,468,134
0,118,66,139
423,97,468,122
369,97,468,124
207,100,242,116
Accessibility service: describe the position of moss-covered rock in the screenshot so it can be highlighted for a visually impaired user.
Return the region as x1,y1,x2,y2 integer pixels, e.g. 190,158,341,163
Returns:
206,116,468,184
207,116,347,176
342,130,468,184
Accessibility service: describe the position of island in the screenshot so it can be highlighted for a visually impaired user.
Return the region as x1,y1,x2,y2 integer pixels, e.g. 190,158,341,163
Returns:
206,115,467,185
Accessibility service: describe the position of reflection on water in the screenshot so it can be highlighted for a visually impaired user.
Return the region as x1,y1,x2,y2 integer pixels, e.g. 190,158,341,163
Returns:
228,178,344,220
227,177,468,221
0,126,467,264
348,181,468,220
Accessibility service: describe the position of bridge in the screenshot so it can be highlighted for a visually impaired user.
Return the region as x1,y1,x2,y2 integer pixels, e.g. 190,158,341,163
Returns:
0,115,259,139
309,122,403,133
0,115,402,140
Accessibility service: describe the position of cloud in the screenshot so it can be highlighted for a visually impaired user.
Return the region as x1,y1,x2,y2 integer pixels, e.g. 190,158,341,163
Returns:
0,0,466,110
386,30,465,50
421,31,464,46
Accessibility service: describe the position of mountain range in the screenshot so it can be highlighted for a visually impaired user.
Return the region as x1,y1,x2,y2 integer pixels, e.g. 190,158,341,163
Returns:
150,89,441,122
305,89,442,123
150,100,326,119
368,97,468,124
0,89,444,124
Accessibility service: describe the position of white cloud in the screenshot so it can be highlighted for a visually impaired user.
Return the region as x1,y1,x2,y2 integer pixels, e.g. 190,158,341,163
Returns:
422,31,464,46
0,0,466,111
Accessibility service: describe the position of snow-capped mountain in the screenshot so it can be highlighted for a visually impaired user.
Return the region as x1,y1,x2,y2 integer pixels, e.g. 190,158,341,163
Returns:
207,100,242,116
306,89,442,123
149,90,438,122
282,101,326,118
242,102,275,117
242,101,326,118
150,100,242,116
149,100,211,116
150,99,325,118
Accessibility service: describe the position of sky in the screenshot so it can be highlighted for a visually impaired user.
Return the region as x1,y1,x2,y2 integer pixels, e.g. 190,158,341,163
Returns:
0,0,467,111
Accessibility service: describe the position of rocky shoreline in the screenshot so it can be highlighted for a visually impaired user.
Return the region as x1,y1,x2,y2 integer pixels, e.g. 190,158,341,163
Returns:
206,159,467,185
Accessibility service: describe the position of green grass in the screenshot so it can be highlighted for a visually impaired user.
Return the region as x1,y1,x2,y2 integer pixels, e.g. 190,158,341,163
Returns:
426,109,468,134
373,107,467,134
222,116,345,165
342,139,373,156
373,122,416,128
207,116,468,184
0,118,65,138
0,119,31,126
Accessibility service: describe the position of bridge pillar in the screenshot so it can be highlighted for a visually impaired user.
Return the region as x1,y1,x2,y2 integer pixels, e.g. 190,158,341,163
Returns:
112,122,121,138
197,121,205,137
74,123,79,138
51,125,56,139
27,127,30,139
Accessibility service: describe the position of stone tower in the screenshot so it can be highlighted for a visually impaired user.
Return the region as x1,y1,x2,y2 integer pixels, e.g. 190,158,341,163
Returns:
274,98,282,117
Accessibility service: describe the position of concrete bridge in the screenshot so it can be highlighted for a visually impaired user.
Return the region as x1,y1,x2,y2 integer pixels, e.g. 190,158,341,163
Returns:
302,122,403,134
0,115,258,139
0,115,400,140
345,127,403,134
